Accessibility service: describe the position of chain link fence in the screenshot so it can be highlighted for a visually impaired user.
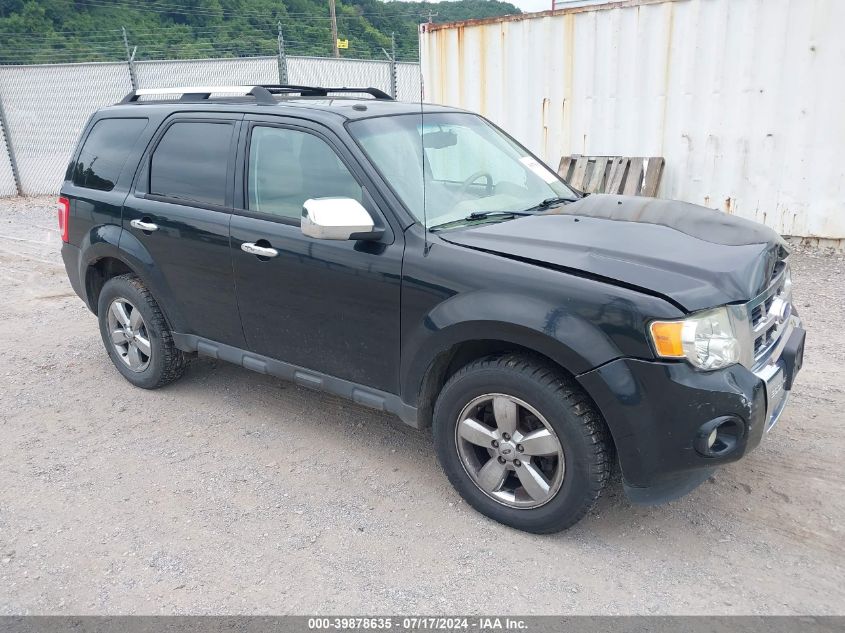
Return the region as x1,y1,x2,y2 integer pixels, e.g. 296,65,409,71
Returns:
396,62,422,103
0,55,421,196
135,57,279,88
288,57,390,91
0,61,132,196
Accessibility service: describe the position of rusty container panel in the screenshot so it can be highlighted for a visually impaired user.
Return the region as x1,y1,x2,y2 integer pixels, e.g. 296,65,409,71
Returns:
420,0,845,239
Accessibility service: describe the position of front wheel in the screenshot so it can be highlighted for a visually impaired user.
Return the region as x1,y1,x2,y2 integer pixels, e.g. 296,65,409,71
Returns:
433,353,612,533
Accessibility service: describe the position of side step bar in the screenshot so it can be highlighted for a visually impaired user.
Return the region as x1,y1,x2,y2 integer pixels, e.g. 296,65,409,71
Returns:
171,333,421,428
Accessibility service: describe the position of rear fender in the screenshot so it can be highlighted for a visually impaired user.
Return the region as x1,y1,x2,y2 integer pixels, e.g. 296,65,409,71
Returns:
76,224,123,311
77,225,185,331
114,229,185,331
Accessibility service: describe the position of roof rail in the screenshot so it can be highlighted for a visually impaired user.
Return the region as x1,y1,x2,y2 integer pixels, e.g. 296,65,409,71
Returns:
258,85,394,100
119,84,394,105
120,85,277,105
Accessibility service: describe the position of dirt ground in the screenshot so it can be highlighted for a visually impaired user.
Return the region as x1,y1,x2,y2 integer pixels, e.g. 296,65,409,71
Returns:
0,196,843,615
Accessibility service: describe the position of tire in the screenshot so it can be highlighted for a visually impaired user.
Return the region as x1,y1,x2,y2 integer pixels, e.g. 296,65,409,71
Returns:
97,273,189,389
433,353,612,533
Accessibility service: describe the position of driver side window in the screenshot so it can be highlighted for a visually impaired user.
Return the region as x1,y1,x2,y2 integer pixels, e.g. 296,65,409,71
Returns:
247,126,362,221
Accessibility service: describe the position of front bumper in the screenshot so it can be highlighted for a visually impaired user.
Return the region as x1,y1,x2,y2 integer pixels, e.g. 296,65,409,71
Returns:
754,314,805,432
577,315,805,504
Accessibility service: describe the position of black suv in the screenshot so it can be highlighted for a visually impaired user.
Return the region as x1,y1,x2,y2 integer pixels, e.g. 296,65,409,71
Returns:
60,85,805,533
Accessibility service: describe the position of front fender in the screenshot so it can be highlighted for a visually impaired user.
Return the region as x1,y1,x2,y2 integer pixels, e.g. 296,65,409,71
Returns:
400,289,622,405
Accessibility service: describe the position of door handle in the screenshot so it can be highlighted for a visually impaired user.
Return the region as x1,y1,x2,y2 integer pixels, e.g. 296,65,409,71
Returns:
241,242,279,258
130,219,158,232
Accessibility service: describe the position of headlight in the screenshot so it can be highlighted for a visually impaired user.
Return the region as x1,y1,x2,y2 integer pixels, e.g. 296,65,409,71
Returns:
649,307,741,370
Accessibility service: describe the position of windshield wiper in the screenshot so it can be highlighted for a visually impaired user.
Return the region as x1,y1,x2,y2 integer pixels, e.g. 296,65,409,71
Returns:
466,210,536,220
519,196,576,214
428,210,534,232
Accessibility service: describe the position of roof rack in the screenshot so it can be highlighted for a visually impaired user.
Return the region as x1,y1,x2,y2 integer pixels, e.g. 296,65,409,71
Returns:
259,85,393,100
119,84,394,105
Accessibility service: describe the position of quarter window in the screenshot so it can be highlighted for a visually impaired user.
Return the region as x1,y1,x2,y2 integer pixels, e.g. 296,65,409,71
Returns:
150,121,233,207
71,118,148,191
247,126,362,220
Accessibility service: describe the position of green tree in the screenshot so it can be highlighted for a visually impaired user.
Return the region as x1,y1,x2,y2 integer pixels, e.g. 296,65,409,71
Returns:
0,0,520,64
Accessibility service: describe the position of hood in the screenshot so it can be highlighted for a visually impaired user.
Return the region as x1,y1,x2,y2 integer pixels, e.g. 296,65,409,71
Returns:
438,194,788,312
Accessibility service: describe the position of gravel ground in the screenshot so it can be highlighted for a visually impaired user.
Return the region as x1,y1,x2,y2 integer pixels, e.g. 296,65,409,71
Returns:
0,196,843,615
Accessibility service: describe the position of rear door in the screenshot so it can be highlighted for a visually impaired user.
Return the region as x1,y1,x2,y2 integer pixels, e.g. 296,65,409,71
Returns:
229,117,404,393
123,112,246,347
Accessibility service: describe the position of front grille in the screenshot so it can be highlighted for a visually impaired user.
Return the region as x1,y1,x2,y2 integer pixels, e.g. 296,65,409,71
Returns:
754,324,777,354
748,259,792,363
751,296,775,328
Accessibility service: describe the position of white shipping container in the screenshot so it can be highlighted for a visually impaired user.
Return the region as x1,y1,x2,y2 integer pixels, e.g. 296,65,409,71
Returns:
420,0,845,239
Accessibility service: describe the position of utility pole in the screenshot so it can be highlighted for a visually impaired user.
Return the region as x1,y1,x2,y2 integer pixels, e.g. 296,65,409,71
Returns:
277,21,289,84
329,0,339,58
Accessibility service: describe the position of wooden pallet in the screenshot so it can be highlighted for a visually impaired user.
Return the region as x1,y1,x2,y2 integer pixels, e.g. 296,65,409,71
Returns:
557,155,665,197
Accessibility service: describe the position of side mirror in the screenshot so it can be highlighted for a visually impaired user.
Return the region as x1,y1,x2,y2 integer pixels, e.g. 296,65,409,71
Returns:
301,197,383,241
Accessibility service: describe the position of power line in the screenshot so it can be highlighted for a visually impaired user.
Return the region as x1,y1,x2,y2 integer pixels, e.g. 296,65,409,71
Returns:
73,0,311,18
69,0,427,21
0,10,428,39
0,13,423,64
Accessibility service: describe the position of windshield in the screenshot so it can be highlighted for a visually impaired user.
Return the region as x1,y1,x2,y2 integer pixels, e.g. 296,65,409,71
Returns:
348,112,576,229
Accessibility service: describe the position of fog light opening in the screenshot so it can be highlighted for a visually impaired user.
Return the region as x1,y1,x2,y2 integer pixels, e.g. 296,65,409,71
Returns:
707,428,718,450
696,416,743,457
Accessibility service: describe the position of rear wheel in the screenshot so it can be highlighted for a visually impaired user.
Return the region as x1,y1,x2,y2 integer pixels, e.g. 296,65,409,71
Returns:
97,274,188,389
433,353,612,533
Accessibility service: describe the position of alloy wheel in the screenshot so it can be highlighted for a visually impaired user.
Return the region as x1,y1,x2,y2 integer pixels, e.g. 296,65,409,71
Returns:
455,393,565,509
106,297,152,372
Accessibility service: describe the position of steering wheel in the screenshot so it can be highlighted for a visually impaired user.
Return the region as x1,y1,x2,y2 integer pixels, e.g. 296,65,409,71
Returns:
457,171,494,198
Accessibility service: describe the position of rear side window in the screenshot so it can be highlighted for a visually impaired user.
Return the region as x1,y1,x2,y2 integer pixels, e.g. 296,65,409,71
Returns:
150,121,233,207
71,118,148,191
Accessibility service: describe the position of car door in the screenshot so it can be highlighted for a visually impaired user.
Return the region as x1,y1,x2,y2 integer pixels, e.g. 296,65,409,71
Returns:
123,113,246,348
229,117,404,393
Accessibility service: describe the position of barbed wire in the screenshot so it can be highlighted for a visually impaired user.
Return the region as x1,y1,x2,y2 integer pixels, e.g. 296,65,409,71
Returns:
0,37,411,53
0,46,421,65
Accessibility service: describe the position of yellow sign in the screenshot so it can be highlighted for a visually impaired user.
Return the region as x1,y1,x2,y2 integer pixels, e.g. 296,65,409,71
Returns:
337,39,349,49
